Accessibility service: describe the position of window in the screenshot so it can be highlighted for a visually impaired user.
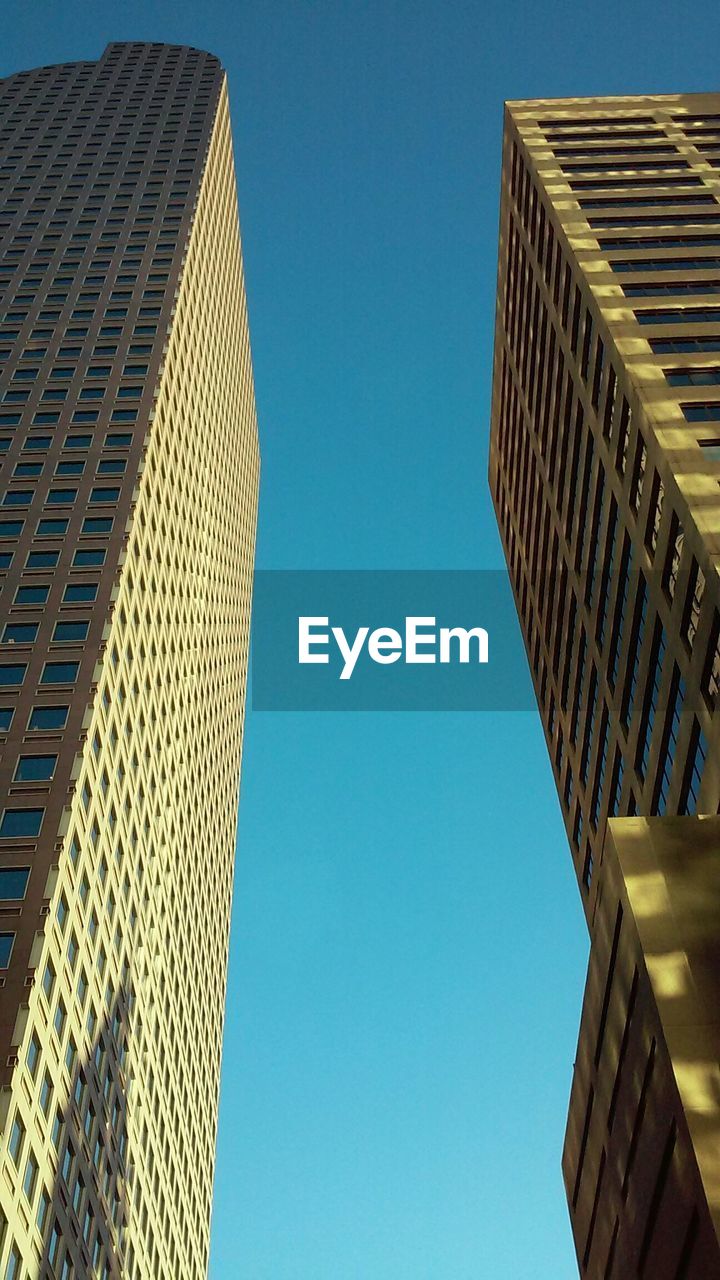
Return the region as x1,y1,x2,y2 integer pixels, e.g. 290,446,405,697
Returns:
90,486,119,503
63,583,97,602
0,932,15,968
82,517,112,534
637,306,720,325
14,584,49,605
26,549,59,567
653,665,685,815
0,708,12,730
3,490,33,508
701,611,720,710
23,1151,38,1201
2,623,38,644
645,470,664,555
47,487,77,505
53,620,88,643
622,574,648,725
636,622,667,780
26,1031,41,1078
74,547,105,566
28,704,68,731
8,1115,24,1163
612,256,720,273
624,281,720,297
679,720,708,814
37,519,69,535
14,755,56,782
0,865,28,906
682,402,720,421
40,1071,52,1117
54,1000,66,1038
41,661,79,684
0,808,43,838
667,367,720,386
0,665,26,686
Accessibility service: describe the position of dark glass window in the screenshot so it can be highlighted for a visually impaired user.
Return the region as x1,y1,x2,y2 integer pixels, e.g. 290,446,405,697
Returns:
63,583,97,603
52,620,88,643
2,623,38,644
28,705,68,730
0,808,43,838
36,519,68,536
41,661,78,684
14,755,56,782
15,585,49,605
682,402,720,421
26,550,59,568
0,867,29,899
0,665,26,686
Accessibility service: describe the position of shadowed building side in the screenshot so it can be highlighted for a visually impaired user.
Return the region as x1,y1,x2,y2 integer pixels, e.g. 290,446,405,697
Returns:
489,92,720,1276
563,817,720,1278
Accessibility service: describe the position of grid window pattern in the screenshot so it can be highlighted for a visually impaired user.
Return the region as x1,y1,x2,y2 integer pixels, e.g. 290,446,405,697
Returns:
0,42,259,1280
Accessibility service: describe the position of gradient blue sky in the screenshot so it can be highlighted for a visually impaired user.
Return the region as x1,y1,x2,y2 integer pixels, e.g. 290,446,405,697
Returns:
4,3,720,1277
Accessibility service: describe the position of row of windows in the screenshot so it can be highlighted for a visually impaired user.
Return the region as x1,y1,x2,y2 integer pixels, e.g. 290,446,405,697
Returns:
635,305,720,324
8,580,98,602
538,115,656,128
610,255,720,272
2,485,120,506
624,281,720,297
0,408,137,426
570,175,703,191
560,159,690,173
0,545,106,569
2,619,89,643
581,193,717,210
601,234,720,250
0,515,112,537
0,431,131,452
0,702,69,731
591,212,720,229
552,144,678,159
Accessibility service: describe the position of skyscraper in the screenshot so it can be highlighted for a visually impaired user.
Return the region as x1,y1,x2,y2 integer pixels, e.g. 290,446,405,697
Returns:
489,96,720,1277
0,41,259,1279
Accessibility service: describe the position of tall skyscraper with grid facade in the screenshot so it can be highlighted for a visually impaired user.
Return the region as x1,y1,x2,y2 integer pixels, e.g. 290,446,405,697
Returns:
490,95,720,1278
0,42,259,1279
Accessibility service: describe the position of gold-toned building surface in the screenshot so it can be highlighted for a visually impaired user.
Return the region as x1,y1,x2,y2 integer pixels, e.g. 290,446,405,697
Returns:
0,42,259,1278
564,817,720,1278
489,94,720,1275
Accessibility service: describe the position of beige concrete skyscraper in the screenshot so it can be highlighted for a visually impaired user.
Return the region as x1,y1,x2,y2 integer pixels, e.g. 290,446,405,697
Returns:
490,96,720,1276
0,41,259,1278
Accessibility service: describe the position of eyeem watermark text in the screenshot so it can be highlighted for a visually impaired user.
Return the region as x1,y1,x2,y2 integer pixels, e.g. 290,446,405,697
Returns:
252,570,533,711
299,616,489,679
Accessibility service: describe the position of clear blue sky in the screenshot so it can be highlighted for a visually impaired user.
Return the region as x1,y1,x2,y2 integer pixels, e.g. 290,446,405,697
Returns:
4,2,720,1277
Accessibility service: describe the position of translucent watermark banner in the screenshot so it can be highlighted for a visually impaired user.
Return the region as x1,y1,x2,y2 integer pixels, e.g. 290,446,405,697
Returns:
251,571,536,711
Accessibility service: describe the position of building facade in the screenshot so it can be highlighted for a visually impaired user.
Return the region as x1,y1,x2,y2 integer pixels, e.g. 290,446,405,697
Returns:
489,94,720,1276
0,42,259,1279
